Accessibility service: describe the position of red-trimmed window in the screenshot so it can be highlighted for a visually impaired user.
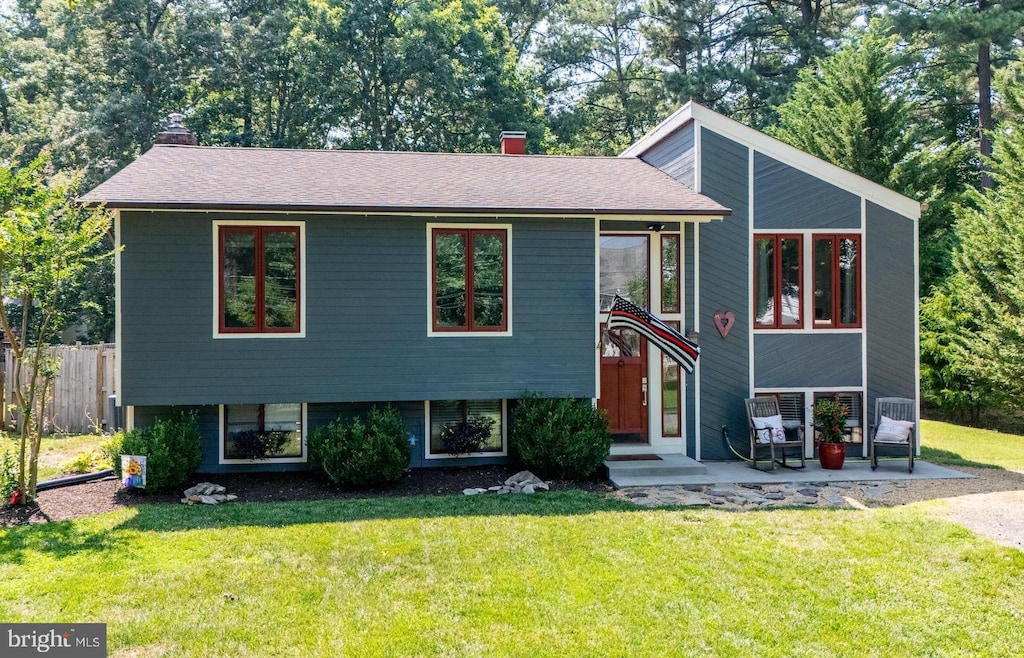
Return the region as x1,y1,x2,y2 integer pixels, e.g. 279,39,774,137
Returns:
661,234,680,314
219,226,301,334
662,320,681,437
813,234,860,328
432,228,508,332
753,234,802,328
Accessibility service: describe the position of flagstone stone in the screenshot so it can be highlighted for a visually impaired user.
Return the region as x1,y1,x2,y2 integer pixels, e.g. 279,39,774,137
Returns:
862,486,895,499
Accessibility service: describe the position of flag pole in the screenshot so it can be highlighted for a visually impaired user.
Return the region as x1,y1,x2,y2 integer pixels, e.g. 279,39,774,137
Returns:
595,294,618,351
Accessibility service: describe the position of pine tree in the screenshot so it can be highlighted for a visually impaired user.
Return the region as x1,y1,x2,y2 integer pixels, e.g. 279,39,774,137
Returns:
947,70,1024,404
769,27,919,189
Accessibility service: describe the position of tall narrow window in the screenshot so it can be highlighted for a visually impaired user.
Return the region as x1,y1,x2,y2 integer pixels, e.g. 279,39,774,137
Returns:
661,235,680,314
753,235,802,328
219,225,301,334
432,228,508,332
662,320,681,437
813,235,860,328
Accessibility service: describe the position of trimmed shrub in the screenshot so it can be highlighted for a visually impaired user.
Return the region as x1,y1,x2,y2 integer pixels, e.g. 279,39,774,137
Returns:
511,393,612,480
105,412,203,492
308,406,409,489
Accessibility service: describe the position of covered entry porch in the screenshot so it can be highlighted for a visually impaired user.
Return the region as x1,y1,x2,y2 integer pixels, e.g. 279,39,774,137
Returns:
596,219,711,460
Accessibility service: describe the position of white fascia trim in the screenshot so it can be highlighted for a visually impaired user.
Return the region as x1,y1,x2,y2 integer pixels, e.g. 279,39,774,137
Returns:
114,210,122,406
621,102,921,221
218,403,309,465
113,207,721,221
594,213,725,223
212,219,307,339
748,147,755,397
861,198,870,458
422,400,510,460
426,222,513,338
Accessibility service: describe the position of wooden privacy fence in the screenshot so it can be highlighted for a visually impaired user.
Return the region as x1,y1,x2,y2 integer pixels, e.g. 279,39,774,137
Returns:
2,343,117,434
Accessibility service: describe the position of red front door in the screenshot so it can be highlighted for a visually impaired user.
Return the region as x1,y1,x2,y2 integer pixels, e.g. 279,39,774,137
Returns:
599,326,648,443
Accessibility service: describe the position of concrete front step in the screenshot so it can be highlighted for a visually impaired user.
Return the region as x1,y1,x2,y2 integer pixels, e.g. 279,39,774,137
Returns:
605,454,707,488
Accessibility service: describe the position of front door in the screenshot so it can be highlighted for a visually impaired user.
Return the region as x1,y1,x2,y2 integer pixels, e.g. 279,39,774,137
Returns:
598,235,650,443
600,326,648,442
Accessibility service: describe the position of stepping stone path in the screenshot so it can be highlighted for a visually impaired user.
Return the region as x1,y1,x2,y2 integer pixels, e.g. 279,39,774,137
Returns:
615,481,905,509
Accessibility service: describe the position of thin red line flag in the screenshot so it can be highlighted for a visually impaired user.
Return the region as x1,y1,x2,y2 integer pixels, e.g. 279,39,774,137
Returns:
607,295,700,373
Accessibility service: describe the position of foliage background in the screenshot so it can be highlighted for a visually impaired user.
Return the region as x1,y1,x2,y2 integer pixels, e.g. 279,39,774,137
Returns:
1,0,1023,415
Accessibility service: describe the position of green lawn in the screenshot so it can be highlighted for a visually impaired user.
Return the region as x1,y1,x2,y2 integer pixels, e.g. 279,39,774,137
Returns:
921,419,1024,471
2,492,1022,657
1,434,107,482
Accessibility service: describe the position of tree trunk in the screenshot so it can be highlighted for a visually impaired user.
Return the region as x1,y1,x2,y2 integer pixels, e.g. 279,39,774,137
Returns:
978,39,993,190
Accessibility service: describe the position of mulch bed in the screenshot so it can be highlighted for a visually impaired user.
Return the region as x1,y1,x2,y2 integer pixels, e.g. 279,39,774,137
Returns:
0,466,613,527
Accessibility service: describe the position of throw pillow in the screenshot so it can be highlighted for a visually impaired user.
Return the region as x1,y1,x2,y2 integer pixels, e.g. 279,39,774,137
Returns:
875,415,914,443
752,414,787,444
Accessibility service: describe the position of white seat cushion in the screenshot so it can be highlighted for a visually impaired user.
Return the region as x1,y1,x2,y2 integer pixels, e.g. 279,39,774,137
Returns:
752,414,787,444
875,416,914,444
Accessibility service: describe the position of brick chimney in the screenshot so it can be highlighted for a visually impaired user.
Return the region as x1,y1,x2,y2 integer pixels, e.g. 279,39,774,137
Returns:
155,112,198,146
500,130,526,155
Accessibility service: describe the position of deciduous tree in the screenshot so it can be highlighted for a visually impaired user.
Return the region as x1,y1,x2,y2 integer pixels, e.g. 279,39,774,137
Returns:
0,152,113,502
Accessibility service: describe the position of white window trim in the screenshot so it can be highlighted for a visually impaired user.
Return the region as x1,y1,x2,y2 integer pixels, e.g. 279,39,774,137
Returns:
752,387,868,458
213,219,307,339
218,403,308,464
426,222,512,337
423,399,509,460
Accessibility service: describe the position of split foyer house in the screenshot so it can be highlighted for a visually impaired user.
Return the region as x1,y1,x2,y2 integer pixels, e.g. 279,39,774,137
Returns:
80,103,920,473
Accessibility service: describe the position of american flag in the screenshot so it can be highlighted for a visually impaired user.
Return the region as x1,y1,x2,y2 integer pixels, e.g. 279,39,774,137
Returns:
607,296,700,373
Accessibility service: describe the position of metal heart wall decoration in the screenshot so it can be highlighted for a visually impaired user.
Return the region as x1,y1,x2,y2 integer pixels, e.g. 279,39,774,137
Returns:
713,311,736,338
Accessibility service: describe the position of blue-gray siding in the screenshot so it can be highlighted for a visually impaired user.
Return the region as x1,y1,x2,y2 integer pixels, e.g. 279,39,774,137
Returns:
121,212,595,406
754,334,862,388
753,153,860,230
640,123,695,188
865,202,917,419
134,401,510,473
698,129,751,459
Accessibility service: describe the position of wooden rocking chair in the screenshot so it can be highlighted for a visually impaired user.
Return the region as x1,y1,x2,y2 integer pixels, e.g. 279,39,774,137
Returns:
745,396,806,471
869,397,917,473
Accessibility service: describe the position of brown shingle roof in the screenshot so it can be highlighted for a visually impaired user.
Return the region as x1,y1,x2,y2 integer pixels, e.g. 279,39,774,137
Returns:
79,145,730,217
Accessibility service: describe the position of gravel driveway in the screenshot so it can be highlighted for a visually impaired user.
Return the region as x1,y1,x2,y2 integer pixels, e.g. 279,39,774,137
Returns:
884,466,1024,550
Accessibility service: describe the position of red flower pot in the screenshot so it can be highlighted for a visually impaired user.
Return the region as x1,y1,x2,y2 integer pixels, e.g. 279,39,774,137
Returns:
818,443,846,470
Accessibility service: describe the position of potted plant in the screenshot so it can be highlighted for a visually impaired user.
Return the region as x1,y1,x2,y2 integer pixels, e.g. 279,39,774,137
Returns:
814,399,850,469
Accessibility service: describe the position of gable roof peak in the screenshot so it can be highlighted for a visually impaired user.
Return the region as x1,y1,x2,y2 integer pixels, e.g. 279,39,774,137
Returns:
622,101,921,220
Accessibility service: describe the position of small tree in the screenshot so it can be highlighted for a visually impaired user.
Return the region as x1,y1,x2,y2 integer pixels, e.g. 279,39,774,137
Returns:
0,151,113,503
